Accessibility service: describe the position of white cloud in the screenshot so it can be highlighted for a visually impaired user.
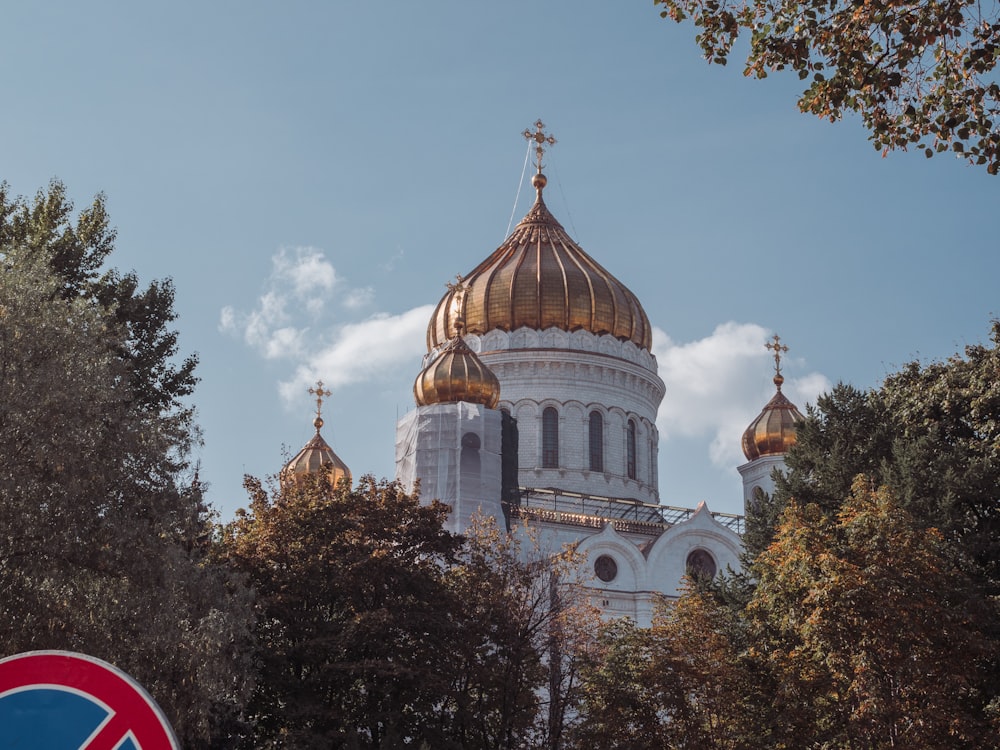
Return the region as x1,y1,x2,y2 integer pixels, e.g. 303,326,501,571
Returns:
342,287,375,309
653,322,831,472
272,247,337,297
379,247,405,272
278,305,435,400
220,247,374,361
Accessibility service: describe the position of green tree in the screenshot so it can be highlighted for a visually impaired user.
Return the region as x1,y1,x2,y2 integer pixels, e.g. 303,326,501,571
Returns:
654,0,1000,172
0,245,253,746
0,179,197,416
748,479,996,748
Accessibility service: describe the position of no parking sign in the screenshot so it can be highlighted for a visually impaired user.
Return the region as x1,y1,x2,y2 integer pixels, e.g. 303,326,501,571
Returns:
0,651,179,749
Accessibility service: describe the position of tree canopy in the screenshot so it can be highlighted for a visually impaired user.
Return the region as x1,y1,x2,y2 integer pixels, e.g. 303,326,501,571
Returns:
217,472,596,749
0,183,252,746
655,0,1000,172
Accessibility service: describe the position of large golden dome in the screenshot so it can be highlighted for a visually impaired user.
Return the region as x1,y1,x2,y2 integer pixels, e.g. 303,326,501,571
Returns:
426,172,652,352
741,374,805,461
414,331,500,408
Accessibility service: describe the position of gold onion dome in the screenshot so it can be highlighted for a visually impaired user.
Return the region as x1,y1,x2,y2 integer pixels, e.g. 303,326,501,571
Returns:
414,328,501,409
281,382,351,487
426,122,651,352
741,336,805,461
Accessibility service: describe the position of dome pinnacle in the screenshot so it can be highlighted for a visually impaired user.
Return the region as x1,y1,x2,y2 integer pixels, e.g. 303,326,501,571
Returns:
523,119,556,192
308,380,331,432
766,334,789,391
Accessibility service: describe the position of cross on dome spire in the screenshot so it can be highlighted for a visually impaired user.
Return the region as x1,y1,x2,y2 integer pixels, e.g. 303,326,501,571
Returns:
523,119,556,173
446,274,468,336
765,334,789,390
308,380,332,432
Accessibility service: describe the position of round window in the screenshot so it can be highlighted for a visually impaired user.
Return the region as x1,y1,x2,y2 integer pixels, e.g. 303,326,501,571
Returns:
686,549,717,579
594,554,618,583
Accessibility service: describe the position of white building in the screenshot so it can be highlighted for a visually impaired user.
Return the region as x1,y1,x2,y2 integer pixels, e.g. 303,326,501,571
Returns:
388,123,804,625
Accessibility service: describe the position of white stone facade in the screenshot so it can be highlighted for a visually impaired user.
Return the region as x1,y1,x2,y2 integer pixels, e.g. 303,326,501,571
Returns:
426,327,666,505
737,453,787,513
395,402,504,535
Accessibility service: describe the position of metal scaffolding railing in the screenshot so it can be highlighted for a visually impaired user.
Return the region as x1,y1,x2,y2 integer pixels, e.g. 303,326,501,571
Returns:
513,487,745,535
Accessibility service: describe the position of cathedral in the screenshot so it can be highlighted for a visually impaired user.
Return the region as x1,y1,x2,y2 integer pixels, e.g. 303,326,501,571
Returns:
284,122,804,626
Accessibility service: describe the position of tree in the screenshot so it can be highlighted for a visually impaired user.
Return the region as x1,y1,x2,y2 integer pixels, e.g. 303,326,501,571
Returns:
0,179,198,416
570,620,667,749
219,476,598,750
218,472,463,748
0,244,253,746
441,518,599,750
571,584,758,750
771,324,1000,596
654,0,1000,172
748,480,997,747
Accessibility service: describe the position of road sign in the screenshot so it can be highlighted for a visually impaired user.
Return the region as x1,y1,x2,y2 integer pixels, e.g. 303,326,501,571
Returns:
0,651,179,750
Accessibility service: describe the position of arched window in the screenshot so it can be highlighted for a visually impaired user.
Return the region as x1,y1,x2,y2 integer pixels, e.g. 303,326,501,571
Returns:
460,432,482,495
588,411,604,472
626,419,637,480
542,407,559,468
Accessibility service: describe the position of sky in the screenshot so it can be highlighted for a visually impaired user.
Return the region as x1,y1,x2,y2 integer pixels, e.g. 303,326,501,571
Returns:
2,2,997,521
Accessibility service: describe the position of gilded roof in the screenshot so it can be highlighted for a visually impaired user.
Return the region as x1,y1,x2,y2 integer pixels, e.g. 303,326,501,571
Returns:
426,173,652,351
281,387,351,488
414,333,500,409
741,375,805,461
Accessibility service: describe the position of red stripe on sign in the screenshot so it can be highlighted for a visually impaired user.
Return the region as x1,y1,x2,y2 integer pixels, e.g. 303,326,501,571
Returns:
0,651,178,750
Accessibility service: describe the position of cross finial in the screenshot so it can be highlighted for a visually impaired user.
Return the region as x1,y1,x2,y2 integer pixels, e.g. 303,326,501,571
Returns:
765,335,789,389
308,380,332,432
523,119,556,172
446,274,467,337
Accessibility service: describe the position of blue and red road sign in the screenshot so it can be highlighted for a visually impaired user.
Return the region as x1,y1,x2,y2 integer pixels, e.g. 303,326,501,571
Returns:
0,651,179,749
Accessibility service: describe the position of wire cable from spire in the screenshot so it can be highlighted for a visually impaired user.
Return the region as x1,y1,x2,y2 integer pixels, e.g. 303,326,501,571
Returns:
506,138,532,240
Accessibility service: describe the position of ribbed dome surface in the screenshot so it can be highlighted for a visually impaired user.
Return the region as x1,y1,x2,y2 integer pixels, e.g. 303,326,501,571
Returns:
741,377,805,460
426,176,652,352
281,419,352,487
414,334,500,408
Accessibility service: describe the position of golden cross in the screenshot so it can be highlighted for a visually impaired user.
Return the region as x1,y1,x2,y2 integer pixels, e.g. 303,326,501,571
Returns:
446,274,467,336
308,380,332,422
523,119,556,172
765,334,789,377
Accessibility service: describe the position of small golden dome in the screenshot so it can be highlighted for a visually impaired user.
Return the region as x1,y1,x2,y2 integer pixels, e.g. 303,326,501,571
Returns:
425,174,652,352
741,373,805,461
414,332,500,409
281,382,351,488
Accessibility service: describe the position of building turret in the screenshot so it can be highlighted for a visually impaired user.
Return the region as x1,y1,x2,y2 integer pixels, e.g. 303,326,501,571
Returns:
738,335,804,510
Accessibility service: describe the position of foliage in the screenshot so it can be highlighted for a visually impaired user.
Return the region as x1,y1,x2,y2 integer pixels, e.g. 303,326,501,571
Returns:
572,583,753,749
570,619,666,749
442,518,599,750
218,474,600,750
878,322,1000,592
748,479,997,747
0,243,253,746
218,473,460,748
0,179,198,416
772,324,1000,594
654,0,1000,172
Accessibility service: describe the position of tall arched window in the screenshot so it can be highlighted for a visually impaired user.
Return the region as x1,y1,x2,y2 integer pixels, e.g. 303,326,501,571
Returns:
626,419,637,480
460,432,482,496
542,407,559,468
588,411,604,472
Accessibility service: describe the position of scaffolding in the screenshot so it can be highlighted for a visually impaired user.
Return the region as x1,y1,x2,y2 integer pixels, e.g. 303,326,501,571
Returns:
512,487,745,535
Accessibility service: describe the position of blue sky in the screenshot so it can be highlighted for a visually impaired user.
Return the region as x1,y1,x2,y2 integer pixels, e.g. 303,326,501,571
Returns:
3,2,997,520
